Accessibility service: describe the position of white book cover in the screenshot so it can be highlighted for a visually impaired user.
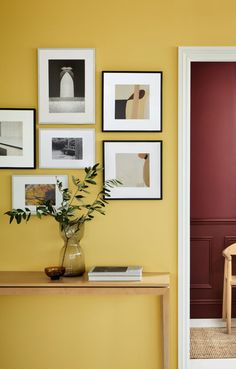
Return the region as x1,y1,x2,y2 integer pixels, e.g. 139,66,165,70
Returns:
88,275,142,281
88,266,143,276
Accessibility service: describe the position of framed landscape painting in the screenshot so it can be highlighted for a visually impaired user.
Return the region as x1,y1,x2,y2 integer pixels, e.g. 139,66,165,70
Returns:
103,141,162,199
38,48,95,123
39,128,95,169
12,175,68,214
102,71,162,131
0,108,35,169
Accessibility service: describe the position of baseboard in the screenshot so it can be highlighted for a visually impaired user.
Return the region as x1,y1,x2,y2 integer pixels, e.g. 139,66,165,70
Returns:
190,359,236,369
190,318,236,328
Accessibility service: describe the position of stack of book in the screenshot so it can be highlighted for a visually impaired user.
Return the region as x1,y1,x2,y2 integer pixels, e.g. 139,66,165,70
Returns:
88,266,143,281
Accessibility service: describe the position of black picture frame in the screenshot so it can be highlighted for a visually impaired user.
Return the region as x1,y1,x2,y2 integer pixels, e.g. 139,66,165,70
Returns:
102,71,162,132
0,108,36,169
103,140,163,200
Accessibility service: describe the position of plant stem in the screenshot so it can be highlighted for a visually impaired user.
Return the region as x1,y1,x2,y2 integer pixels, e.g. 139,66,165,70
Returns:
68,172,88,207
61,236,69,268
68,187,80,207
83,190,104,221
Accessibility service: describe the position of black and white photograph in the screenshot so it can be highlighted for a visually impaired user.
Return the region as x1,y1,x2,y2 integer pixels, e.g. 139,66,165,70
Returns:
0,121,23,156
38,48,95,124
39,128,95,169
102,71,162,131
12,175,68,214
52,137,83,160
48,59,85,114
0,109,35,169
103,140,162,200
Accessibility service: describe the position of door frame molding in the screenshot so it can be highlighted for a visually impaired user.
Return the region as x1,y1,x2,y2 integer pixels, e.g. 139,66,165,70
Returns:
178,46,236,369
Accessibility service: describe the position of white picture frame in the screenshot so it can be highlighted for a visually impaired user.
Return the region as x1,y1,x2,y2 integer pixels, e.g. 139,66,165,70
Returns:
39,128,95,169
38,48,95,124
12,175,68,214
102,71,162,132
103,140,162,199
0,108,35,169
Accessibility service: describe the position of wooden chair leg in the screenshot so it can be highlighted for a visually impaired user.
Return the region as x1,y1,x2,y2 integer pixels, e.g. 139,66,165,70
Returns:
227,260,232,334
227,286,232,334
222,260,227,320
222,278,227,320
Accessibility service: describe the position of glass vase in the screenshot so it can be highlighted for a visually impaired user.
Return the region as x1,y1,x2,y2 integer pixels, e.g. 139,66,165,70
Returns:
60,224,85,277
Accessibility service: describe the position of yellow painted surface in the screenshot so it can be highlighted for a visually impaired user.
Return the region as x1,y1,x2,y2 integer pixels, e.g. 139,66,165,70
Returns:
0,0,235,368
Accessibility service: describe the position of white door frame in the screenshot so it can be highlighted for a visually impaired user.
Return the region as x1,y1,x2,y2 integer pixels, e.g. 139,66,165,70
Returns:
178,46,236,369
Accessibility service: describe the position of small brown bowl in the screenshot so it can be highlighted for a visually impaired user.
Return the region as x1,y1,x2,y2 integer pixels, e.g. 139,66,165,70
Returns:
44,266,65,280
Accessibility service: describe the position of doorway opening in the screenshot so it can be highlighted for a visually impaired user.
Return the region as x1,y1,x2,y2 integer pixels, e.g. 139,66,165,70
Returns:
178,47,236,369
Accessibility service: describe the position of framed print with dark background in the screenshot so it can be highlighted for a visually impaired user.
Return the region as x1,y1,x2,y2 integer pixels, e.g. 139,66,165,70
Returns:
102,71,162,132
12,175,68,214
38,48,95,124
103,141,162,199
39,128,95,169
0,108,35,169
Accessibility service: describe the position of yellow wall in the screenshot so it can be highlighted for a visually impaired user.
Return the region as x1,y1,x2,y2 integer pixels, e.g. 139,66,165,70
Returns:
1,0,236,368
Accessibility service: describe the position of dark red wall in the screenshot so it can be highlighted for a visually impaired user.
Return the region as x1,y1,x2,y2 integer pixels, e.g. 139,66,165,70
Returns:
191,62,236,318
191,62,236,219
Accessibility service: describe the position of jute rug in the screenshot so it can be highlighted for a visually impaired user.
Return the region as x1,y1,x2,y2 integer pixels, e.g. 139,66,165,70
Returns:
190,327,236,359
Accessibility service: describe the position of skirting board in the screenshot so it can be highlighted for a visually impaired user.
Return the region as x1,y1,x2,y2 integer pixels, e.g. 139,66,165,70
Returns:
190,359,236,369
190,319,236,328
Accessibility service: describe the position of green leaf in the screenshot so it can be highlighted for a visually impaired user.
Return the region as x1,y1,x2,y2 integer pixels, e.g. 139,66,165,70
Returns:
85,179,96,185
16,214,22,224
4,211,12,216
81,189,90,194
72,176,78,186
92,163,100,170
95,209,105,215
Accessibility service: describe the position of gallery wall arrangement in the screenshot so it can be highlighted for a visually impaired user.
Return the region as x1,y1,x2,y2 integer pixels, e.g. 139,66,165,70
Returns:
0,48,163,205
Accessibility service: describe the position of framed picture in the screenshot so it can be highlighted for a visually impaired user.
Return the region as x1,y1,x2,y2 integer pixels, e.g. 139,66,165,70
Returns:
12,175,68,214
38,48,95,124
0,108,35,169
102,71,162,132
39,128,95,169
103,141,162,199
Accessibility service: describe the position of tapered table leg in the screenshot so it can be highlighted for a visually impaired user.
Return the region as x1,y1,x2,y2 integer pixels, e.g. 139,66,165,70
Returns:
162,288,170,369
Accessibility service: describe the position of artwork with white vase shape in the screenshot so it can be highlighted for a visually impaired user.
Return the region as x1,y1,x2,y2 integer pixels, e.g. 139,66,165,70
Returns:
60,67,74,98
48,59,85,113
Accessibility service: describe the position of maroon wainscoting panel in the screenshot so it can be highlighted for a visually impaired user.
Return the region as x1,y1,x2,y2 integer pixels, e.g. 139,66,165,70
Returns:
191,237,213,289
191,62,236,318
190,219,236,318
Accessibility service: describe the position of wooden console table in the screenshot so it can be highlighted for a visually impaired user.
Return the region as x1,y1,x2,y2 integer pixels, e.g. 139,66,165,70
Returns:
0,271,170,369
